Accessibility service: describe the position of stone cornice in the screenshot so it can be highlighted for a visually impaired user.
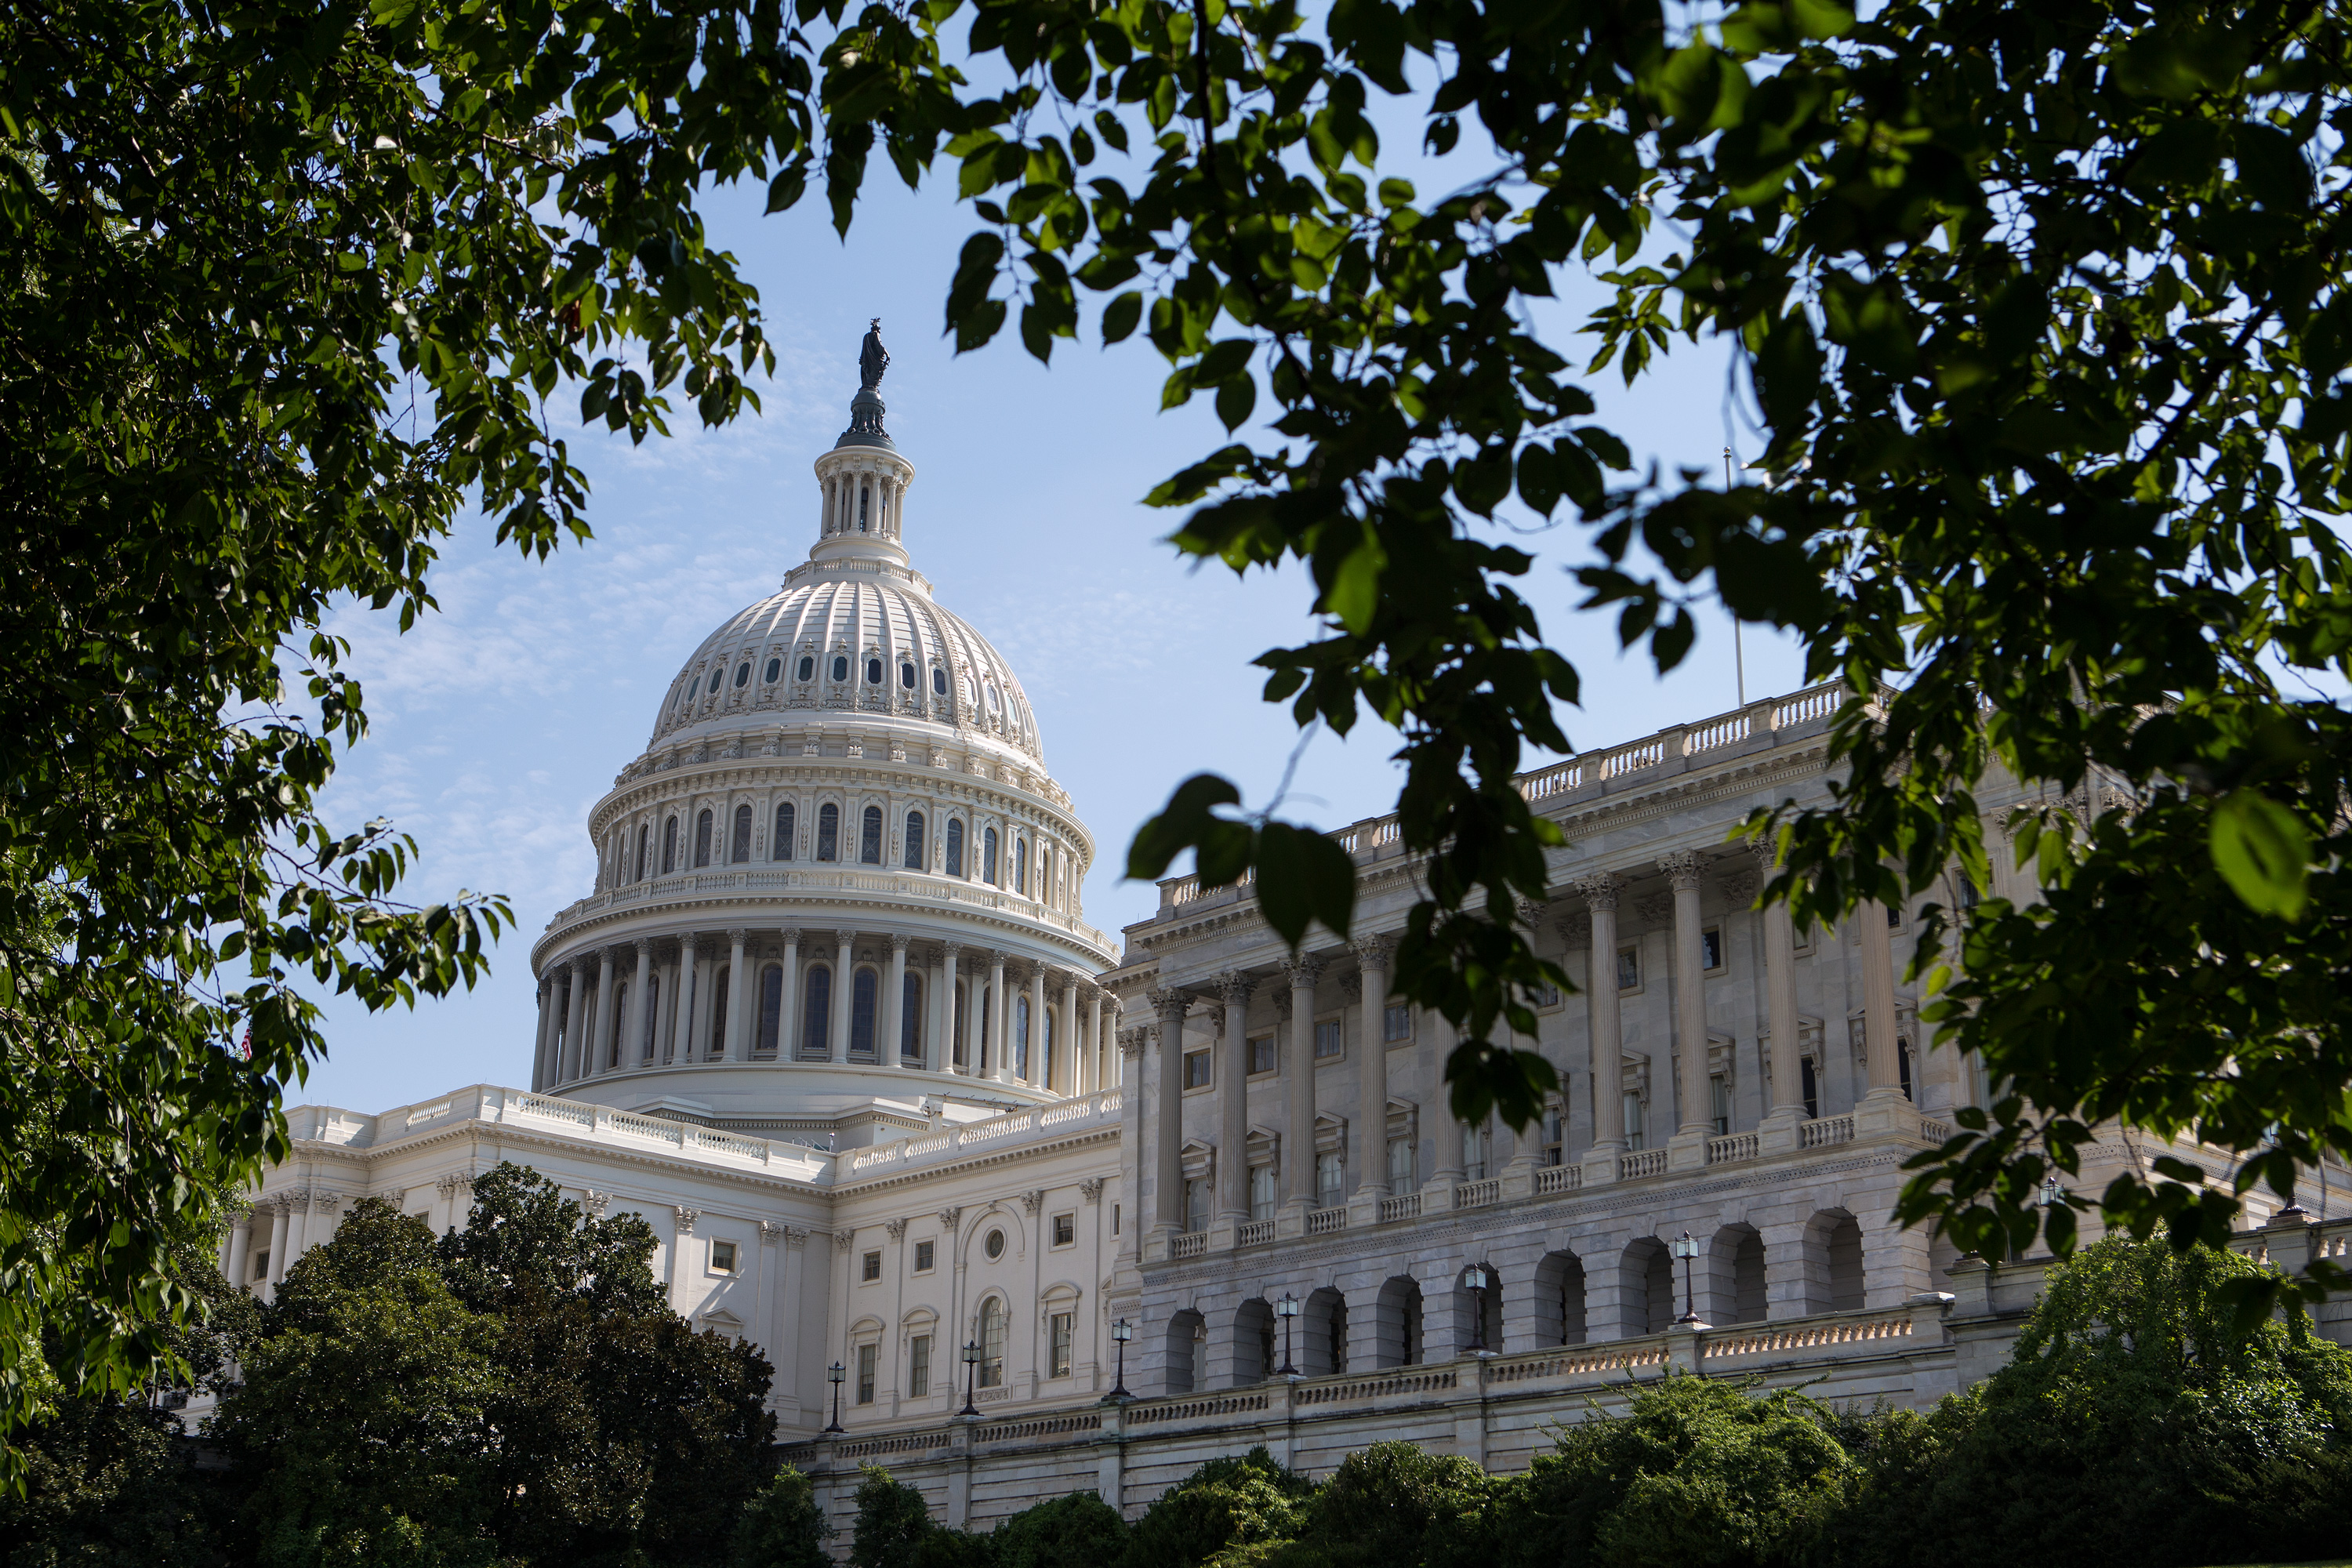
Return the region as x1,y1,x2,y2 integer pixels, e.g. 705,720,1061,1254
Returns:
830,1124,1121,1200
285,1120,837,1200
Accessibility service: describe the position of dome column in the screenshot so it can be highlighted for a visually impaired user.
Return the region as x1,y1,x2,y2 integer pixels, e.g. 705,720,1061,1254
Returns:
988,951,1010,1080
1059,977,1080,1095
626,941,652,1070
887,935,910,1066
778,929,802,1058
724,928,751,1063
1028,965,1047,1087
830,931,855,1062
561,956,592,1082
938,943,962,1073
671,933,699,1066
590,946,619,1076
531,978,557,1091
1282,956,1323,1219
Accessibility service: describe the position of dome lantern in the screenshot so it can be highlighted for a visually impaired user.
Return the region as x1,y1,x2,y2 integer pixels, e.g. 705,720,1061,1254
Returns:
810,320,916,572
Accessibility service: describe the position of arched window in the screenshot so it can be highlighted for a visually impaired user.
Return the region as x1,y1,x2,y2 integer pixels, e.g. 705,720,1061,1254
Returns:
707,968,730,1058
1041,1007,1054,1088
832,655,849,681
932,666,948,696
978,1298,1006,1388
611,982,628,1068
1014,996,1031,1080
904,811,926,870
982,827,999,885
859,482,871,529
801,966,832,1057
901,973,923,1062
797,655,815,681
635,823,650,881
694,808,713,868
859,805,883,865
773,801,796,862
851,969,879,1057
866,656,884,685
1014,837,1029,895
731,804,753,863
816,804,840,861
900,661,916,688
953,982,967,1068
661,815,678,874
757,965,783,1056
641,975,660,1062
945,818,964,877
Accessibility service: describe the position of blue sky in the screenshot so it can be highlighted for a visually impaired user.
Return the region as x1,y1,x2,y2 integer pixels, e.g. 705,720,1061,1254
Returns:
296,169,1813,1114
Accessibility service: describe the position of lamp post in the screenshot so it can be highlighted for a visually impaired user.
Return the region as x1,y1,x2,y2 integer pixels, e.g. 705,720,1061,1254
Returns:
1274,1293,1300,1377
825,1360,846,1432
1107,1317,1134,1403
1671,1232,1702,1325
959,1338,981,1417
2038,1174,2063,1210
1461,1263,1494,1356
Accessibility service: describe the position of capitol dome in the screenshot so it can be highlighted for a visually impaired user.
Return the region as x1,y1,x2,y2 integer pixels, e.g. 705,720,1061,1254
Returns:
526,325,1120,1142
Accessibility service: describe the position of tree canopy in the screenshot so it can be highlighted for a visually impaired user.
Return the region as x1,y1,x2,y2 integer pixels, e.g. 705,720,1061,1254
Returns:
9,0,2352,1441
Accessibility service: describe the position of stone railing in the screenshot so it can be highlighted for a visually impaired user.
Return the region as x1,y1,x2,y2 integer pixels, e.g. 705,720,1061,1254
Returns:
1237,1219,1275,1247
842,1090,1123,1181
1534,1163,1583,1195
1124,1390,1269,1428
1707,1131,1759,1164
1801,1115,1857,1149
1700,1308,1915,1363
1306,1206,1349,1235
1171,1232,1208,1260
1620,1149,1669,1179
1292,1367,1459,1407
1454,1178,1501,1210
1379,1192,1422,1222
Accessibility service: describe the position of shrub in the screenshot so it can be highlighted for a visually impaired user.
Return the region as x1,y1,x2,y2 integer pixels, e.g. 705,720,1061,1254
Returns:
851,1465,938,1568
728,1466,831,1568
993,1490,1127,1568
1121,1447,1312,1568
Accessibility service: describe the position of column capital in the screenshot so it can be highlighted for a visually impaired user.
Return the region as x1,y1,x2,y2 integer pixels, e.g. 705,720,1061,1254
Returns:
891,931,914,953
1282,953,1324,989
676,930,701,951
726,927,750,944
1748,833,1780,872
570,951,597,974
1118,1025,1149,1058
831,929,856,949
1659,851,1707,891
936,939,961,962
1557,912,1592,948
1350,934,1393,971
1573,872,1622,911
1146,986,1191,1024
779,927,802,945
1515,894,1549,928
604,942,633,962
1214,969,1255,1007
673,1206,699,1235
760,1220,786,1246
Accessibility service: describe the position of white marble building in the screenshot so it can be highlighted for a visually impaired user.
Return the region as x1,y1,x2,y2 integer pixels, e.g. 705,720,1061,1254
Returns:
227,336,2332,1524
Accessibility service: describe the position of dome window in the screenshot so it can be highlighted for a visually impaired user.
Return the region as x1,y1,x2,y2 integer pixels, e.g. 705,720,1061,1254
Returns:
798,655,815,681
800,967,832,1057
904,811,926,870
765,657,782,683
832,655,849,682
850,968,878,1054
772,801,796,862
899,661,916,689
859,804,883,865
931,666,947,696
866,656,883,685
985,683,1000,714
733,662,751,688
694,808,714,868
816,803,840,862
707,669,723,695
982,826,999,886
661,815,679,875
731,804,753,863
945,818,964,877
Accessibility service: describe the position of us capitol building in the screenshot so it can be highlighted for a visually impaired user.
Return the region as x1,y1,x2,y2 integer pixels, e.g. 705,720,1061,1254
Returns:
226,327,2351,1534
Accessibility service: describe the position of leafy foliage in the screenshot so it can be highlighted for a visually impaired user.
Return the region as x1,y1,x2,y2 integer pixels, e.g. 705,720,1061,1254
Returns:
852,1463,939,1568
731,1466,836,1568
1121,1447,1312,1568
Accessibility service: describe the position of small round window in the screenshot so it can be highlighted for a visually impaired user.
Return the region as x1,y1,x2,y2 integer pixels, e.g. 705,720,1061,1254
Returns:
984,1229,1006,1261
899,662,916,689
733,662,750,688
866,657,884,684
797,655,815,681
765,658,782,683
931,666,947,696
832,655,849,681
706,669,723,694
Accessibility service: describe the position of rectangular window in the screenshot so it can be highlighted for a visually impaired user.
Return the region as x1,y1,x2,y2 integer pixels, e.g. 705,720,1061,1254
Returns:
1710,1072,1731,1135
1183,1050,1212,1089
1185,1177,1211,1233
1382,1004,1412,1042
913,1239,935,1273
1617,946,1641,990
1542,1107,1564,1167
856,1342,877,1405
1461,1124,1488,1182
252,1250,270,1280
1700,927,1725,972
861,1249,881,1283
711,1240,739,1274
909,1334,932,1398
1316,1152,1345,1207
1112,1203,1121,1236
1248,1034,1277,1075
1049,1312,1074,1378
1248,1164,1279,1221
1388,1136,1417,1189
1802,1054,1820,1120
1314,1018,1344,1060
1052,1212,1075,1247
1624,1091,1646,1152
1533,976,1563,1008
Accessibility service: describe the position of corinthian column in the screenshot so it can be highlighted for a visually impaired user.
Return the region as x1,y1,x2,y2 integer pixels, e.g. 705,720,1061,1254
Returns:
830,931,855,1062
724,928,751,1062
562,956,591,1082
590,947,617,1076
626,941,652,1068
1282,955,1323,1217
1214,972,1253,1226
1575,873,1624,1180
1860,893,1904,1103
887,934,911,1066
1351,938,1392,1206
938,942,962,1072
1755,839,1807,1149
1661,852,1711,1161
671,932,699,1065
1149,989,1191,1250
988,950,1009,1081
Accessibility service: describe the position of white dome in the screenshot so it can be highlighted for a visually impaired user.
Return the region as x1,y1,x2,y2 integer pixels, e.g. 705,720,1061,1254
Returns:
648,560,1044,766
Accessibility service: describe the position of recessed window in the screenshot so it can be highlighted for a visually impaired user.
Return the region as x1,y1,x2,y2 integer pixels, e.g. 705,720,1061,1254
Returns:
1383,1004,1412,1043
1314,1019,1344,1060
900,662,916,688
862,1249,882,1282
904,811,926,871
866,657,884,684
1711,1072,1731,1134
252,1250,271,1280
1617,946,1641,991
764,657,782,682
909,1334,932,1397
1112,1203,1120,1236
985,683,1000,713
1700,927,1725,972
1248,1035,1276,1076
733,662,750,688
859,805,883,865
711,1240,739,1273
1051,1212,1075,1247
832,655,849,681
817,803,839,861
914,1239,935,1273
1184,1050,1212,1089
984,1228,1006,1261
856,1342,877,1404
797,655,815,681
706,668,722,694
1049,1312,1073,1378
932,666,948,695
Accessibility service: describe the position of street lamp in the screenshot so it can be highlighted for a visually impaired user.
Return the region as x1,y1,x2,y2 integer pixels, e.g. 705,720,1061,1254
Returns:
1670,1232,1702,1325
825,1360,846,1433
1275,1293,1301,1377
1107,1317,1134,1403
2038,1175,2063,1210
1461,1263,1494,1356
959,1338,982,1417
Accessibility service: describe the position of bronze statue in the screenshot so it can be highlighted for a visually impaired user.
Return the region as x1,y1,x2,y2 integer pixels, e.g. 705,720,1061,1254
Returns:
858,318,888,390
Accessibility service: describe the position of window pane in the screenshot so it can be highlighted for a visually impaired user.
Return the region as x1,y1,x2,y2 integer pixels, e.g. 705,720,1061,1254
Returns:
909,1334,931,1398
1388,1137,1416,1189
860,805,883,864
1184,1051,1210,1088
706,967,729,1058
695,808,713,867
1624,1091,1645,1151
980,1301,1006,1387
801,967,831,1056
757,966,782,1055
773,801,795,862
982,828,998,884
901,974,923,1061
1315,1019,1344,1058
817,804,839,860
1617,948,1639,989
1249,1166,1277,1221
731,804,753,863
851,969,879,1056
1700,927,1722,970
905,811,925,869
1383,1004,1411,1042
1050,1312,1073,1378
945,818,964,877
857,1343,877,1404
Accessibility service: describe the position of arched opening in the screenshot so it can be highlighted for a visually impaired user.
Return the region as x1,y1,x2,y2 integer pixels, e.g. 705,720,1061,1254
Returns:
900,973,923,1062
816,803,840,861
982,827,1000,884
1232,1297,1274,1386
706,968,730,1058
1304,1287,1348,1376
1711,1224,1768,1325
640,974,659,1062
609,982,628,1068
731,804,753,863
953,981,967,1068
1621,1236,1673,1336
850,968,880,1058
773,801,795,862
1013,996,1031,1080
978,1298,1007,1388
756,965,782,1057
905,811,926,869
1374,1276,1422,1368
1532,1250,1588,1346
1805,1209,1866,1312
1040,1006,1054,1089
694,808,713,868
800,966,832,1058
1014,837,1029,895
661,815,678,874
635,823,649,881
945,818,964,877
859,804,883,864
1164,1309,1203,1395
